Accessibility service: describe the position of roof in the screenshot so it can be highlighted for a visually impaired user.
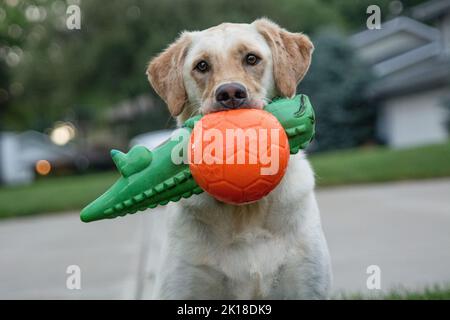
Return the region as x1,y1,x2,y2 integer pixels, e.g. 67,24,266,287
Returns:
411,0,450,21
350,16,440,48
372,41,441,77
368,56,450,98
351,15,450,99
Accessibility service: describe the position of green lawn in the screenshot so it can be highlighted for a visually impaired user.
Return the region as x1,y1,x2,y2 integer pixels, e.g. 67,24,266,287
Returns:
0,171,119,219
310,141,450,187
0,141,449,219
338,284,450,300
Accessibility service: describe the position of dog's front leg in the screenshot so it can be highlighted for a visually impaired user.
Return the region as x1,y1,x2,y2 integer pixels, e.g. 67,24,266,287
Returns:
154,260,233,299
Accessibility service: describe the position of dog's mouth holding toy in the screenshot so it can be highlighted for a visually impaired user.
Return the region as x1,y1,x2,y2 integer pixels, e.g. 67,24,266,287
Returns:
203,83,268,114
80,94,315,223
210,97,267,113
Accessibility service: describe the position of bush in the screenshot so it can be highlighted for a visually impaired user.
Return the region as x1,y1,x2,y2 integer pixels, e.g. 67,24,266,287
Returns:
300,31,377,152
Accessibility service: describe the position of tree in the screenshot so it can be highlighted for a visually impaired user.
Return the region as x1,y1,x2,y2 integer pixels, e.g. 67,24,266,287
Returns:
2,0,347,133
443,97,450,133
300,31,377,152
2,0,425,138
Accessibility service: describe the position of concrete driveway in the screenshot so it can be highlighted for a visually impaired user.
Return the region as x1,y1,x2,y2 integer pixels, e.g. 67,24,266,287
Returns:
0,178,449,299
318,178,450,296
0,211,148,299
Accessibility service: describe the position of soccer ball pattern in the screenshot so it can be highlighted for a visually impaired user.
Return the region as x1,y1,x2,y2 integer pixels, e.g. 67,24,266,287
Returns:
189,109,290,204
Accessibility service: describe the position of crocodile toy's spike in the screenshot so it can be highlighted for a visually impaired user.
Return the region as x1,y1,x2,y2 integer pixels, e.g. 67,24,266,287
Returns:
80,94,315,223
111,146,153,177
111,149,126,174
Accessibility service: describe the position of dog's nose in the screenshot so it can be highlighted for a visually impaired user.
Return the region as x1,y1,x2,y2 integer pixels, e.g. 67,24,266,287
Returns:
215,83,248,109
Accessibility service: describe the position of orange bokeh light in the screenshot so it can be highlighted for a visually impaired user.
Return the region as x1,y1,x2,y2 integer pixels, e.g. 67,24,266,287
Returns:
36,160,51,176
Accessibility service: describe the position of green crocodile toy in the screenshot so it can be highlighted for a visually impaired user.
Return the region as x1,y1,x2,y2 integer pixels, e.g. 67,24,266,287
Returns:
80,94,315,222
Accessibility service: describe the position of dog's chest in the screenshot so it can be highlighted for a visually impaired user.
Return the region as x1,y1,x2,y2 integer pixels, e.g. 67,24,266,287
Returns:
212,226,290,298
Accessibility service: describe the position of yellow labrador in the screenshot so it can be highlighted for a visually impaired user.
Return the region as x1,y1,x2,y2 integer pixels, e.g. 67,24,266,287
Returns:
146,18,331,299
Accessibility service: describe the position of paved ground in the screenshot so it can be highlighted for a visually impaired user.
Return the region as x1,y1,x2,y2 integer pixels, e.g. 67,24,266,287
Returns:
0,178,449,299
0,211,147,299
318,178,450,297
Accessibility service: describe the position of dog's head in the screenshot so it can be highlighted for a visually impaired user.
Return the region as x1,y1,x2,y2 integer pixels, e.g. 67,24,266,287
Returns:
147,18,313,123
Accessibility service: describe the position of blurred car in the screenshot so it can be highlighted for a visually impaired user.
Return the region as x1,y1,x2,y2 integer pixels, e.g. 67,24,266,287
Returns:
0,131,77,185
129,129,174,150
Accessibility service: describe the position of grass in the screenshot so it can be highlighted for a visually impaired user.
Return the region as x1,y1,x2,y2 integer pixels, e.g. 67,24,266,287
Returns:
0,141,449,219
0,171,119,219
337,284,450,300
310,141,450,187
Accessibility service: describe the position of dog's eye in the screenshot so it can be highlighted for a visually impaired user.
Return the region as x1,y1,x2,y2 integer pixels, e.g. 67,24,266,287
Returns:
245,54,260,66
195,60,209,73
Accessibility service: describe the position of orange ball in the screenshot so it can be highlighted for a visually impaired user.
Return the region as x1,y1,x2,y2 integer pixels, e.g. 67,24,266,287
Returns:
189,109,290,204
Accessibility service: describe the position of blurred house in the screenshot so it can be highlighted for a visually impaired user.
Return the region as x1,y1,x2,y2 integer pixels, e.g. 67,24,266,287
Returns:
105,94,174,151
106,94,169,144
0,131,76,186
106,94,157,124
351,0,450,148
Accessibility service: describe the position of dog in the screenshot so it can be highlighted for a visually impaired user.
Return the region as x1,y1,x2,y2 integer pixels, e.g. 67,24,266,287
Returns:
145,18,331,299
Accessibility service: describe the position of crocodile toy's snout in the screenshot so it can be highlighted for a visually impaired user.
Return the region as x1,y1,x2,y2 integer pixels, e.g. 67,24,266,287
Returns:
80,130,202,223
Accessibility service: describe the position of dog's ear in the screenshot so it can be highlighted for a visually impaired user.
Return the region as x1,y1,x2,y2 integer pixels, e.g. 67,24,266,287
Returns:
253,18,314,98
147,33,191,116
